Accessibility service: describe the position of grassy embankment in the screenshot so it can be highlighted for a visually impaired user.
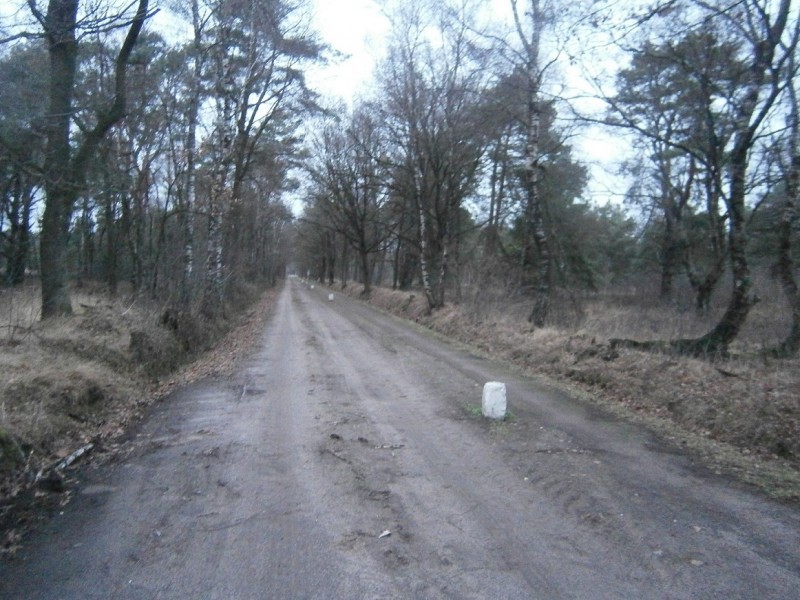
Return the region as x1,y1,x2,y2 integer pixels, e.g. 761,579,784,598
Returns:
335,278,800,503
0,281,279,555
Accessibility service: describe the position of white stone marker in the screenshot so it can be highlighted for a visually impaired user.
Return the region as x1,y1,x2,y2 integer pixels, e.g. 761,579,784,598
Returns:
482,382,507,419
328,293,334,302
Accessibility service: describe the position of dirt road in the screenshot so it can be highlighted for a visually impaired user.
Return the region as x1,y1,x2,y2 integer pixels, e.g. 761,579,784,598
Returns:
2,279,799,599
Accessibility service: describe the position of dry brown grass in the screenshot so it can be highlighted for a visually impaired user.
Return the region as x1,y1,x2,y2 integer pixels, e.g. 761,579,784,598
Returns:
1,284,148,465
337,280,800,502
1,281,280,554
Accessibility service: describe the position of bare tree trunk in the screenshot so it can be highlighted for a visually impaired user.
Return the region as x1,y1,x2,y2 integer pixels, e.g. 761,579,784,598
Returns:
359,244,372,296
204,25,236,315
659,220,680,301
485,130,509,262
103,194,119,296
657,155,693,302
418,200,436,311
39,0,80,317
37,0,150,318
326,231,336,286
771,78,800,357
75,196,94,286
375,243,387,288
437,235,449,309
512,0,551,327
149,206,169,299
682,179,754,354
685,175,726,311
204,192,225,313
5,174,34,286
179,0,204,308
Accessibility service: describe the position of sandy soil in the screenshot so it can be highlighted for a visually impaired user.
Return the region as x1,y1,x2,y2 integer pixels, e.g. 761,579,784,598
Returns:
2,278,799,598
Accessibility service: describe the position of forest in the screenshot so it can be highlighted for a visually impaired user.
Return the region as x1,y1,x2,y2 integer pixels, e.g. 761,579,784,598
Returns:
0,0,797,357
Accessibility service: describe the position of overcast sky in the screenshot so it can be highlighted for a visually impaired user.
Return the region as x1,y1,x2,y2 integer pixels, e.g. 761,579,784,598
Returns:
308,0,390,103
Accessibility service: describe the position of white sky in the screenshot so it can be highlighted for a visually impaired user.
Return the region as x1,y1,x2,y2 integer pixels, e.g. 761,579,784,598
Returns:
308,0,390,105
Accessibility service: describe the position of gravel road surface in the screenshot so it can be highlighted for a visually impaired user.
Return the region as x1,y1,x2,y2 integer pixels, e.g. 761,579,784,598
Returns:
2,279,799,599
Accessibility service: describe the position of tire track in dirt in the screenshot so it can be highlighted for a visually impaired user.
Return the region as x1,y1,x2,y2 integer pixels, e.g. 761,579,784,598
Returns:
294,285,654,598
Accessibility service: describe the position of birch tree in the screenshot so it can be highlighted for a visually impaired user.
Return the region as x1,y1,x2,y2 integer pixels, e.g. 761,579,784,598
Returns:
511,0,553,326
200,0,320,313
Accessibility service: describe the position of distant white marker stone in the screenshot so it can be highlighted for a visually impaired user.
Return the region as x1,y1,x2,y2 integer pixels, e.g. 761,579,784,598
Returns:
328,293,334,302
482,382,507,419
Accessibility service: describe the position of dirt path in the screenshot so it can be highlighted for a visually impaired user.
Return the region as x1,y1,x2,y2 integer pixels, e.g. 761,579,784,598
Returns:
2,279,799,599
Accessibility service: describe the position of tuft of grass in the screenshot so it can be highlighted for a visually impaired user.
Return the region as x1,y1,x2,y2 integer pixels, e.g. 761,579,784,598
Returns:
464,404,483,418
462,403,516,422
0,427,25,474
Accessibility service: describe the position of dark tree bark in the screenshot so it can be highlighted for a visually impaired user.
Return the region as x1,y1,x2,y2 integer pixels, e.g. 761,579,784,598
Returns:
770,75,800,357
38,0,80,316
75,196,94,285
772,151,800,356
36,0,150,318
659,215,681,300
3,172,35,286
103,192,119,296
179,0,205,307
656,153,693,301
685,174,727,312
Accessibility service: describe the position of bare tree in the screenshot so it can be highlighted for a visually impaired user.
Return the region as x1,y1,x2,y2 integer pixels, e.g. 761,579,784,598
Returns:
510,0,555,326
29,0,151,318
166,0,213,306
379,0,488,311
307,106,391,297
200,0,321,313
607,0,799,356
